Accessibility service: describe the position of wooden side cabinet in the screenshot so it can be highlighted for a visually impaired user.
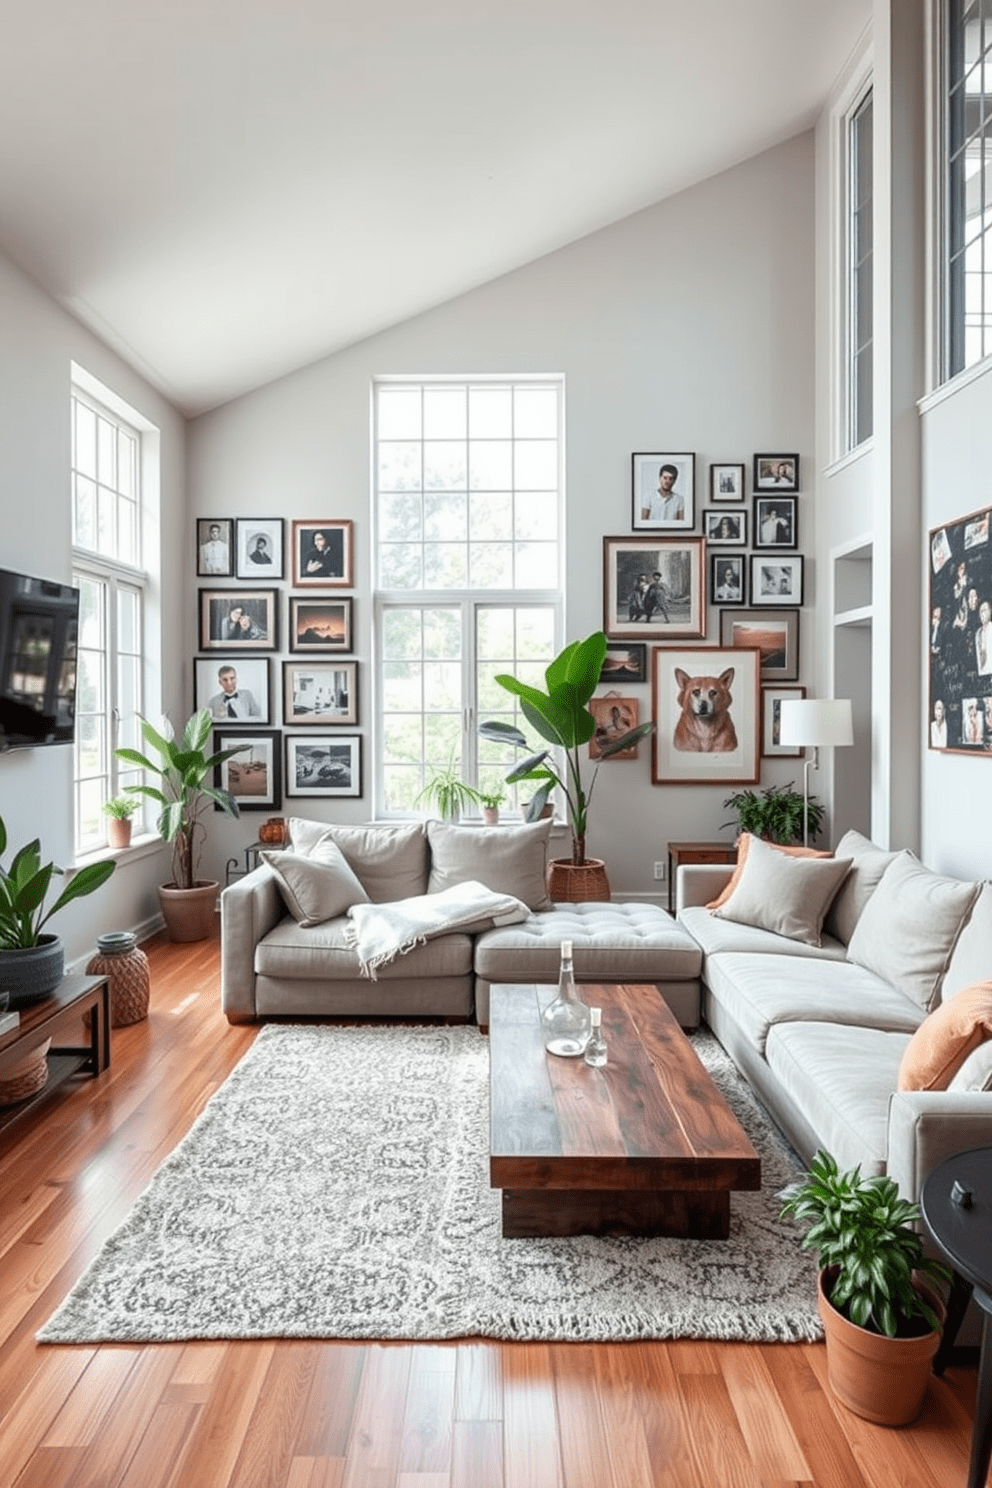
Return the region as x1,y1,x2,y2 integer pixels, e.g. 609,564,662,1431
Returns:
666,840,737,913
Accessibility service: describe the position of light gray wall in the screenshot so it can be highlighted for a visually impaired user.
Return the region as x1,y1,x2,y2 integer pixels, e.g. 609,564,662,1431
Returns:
189,132,818,896
0,247,186,961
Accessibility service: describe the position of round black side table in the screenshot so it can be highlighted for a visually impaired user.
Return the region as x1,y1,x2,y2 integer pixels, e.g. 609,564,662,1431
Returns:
920,1148,992,1488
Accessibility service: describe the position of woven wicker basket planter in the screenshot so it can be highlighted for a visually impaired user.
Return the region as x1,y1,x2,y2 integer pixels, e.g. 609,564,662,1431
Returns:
86,933,151,1026
547,857,611,903
0,1038,51,1106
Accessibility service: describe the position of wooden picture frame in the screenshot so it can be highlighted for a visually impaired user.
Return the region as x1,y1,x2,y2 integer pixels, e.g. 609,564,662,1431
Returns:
199,588,277,651
709,462,745,503
762,686,806,757
196,518,233,577
651,645,761,785
213,729,282,810
750,554,804,606
603,535,706,640
588,694,640,759
283,659,358,726
631,453,695,531
291,519,354,587
928,503,992,754
719,609,800,681
194,656,271,724
285,734,362,797
234,517,285,579
289,596,353,652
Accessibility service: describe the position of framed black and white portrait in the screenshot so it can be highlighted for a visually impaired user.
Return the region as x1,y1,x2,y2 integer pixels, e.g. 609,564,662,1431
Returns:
196,518,233,578
709,462,745,503
631,453,695,531
603,535,706,640
283,660,358,726
198,588,277,650
753,452,799,492
710,553,746,606
235,517,284,579
754,496,798,550
194,656,271,724
750,555,805,606
285,734,362,797
704,509,747,546
291,519,354,587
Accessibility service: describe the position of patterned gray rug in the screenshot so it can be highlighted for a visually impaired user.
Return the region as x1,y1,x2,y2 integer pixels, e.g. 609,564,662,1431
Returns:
38,1023,822,1345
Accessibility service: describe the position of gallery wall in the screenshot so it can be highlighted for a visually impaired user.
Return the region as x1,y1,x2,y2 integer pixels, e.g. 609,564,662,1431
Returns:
188,132,820,897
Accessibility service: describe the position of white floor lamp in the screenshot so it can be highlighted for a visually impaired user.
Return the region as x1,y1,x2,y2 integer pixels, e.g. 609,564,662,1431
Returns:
777,699,854,847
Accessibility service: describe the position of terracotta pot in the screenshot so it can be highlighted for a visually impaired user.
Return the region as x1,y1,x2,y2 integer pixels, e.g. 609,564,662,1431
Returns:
546,857,611,903
107,817,133,849
157,881,219,943
817,1268,944,1426
482,807,500,825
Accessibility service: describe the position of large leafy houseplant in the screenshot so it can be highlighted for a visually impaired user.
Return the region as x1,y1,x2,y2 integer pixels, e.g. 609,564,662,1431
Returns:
116,709,247,889
722,782,824,845
478,630,654,865
0,814,116,950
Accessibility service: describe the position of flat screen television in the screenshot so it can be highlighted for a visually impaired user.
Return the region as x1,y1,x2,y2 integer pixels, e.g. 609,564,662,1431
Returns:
0,568,80,751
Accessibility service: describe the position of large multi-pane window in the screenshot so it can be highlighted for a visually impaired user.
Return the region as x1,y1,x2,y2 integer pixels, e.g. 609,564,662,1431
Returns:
71,385,148,853
946,0,992,377
373,379,564,815
848,87,873,447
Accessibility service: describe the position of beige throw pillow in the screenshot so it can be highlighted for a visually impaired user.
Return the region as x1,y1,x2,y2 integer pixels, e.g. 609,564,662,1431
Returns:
427,818,553,911
261,843,369,927
822,830,900,945
712,834,852,946
706,833,833,911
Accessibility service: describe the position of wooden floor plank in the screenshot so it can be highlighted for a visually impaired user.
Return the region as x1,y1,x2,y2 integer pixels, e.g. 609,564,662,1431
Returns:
501,1343,563,1488
719,1344,811,1483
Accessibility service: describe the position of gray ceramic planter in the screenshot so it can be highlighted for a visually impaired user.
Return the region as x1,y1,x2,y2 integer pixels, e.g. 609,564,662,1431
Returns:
0,935,65,1006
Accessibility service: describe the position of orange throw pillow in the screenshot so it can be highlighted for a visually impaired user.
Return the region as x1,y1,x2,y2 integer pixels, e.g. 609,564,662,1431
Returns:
706,832,833,910
897,980,992,1091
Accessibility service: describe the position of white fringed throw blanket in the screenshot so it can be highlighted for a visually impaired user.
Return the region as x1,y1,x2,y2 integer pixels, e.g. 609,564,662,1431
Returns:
344,880,528,977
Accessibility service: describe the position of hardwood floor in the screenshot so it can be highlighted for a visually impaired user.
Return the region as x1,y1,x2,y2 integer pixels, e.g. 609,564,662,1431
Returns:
0,932,980,1488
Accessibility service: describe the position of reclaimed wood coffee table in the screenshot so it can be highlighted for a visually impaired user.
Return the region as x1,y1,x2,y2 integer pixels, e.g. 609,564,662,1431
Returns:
489,982,760,1239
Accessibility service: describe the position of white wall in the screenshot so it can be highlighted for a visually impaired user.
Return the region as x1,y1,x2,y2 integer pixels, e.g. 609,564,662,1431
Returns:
189,133,818,896
0,248,186,961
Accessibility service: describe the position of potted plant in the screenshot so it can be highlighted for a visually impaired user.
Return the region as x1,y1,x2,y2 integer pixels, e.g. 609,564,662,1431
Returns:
479,630,654,900
476,787,506,825
115,709,247,942
102,795,140,850
722,782,824,845
780,1149,952,1425
0,814,116,1005
413,759,481,823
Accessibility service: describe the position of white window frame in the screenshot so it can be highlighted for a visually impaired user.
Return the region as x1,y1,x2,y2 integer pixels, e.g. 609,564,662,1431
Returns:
371,376,565,819
847,85,874,451
939,0,992,383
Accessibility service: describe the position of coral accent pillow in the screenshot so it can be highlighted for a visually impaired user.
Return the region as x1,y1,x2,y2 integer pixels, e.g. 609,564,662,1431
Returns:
897,980,992,1091
706,832,833,910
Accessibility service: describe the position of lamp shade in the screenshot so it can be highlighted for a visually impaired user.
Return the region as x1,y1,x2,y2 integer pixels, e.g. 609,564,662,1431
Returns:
778,698,853,748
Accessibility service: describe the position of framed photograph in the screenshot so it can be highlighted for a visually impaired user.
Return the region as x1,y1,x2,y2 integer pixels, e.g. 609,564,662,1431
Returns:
750,554,804,606
720,609,800,681
710,553,746,606
589,695,640,760
603,535,706,640
928,503,992,754
235,517,284,579
600,642,647,685
754,453,799,492
289,596,353,652
704,509,747,546
199,588,277,651
631,453,695,531
196,518,233,577
651,645,761,785
213,729,281,810
291,519,354,587
762,686,806,757
754,496,798,549
283,660,358,726
709,462,745,503
285,734,362,797
194,656,271,724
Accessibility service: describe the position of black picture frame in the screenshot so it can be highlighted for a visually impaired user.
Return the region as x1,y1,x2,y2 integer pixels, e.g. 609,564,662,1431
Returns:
753,452,799,492
196,517,234,578
213,729,282,810
600,642,647,685
194,656,272,724
631,453,696,531
710,553,746,606
288,596,353,652
198,588,278,651
285,734,362,797
704,509,747,546
709,462,746,503
234,517,285,579
282,659,358,726
749,554,804,606
754,495,798,549
928,504,992,754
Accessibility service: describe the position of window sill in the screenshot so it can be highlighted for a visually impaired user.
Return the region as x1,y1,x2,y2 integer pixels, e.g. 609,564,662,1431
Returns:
73,833,167,874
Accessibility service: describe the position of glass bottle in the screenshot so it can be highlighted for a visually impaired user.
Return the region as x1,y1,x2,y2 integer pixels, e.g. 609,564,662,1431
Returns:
541,939,591,1056
583,1007,607,1068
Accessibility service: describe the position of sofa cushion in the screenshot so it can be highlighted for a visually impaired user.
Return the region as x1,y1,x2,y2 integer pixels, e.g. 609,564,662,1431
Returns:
474,902,701,982
255,914,474,980
706,832,832,909
822,830,900,945
897,980,992,1091
427,818,553,911
680,904,848,961
261,843,369,927
942,882,992,1001
950,1043,992,1093
703,951,923,1056
765,1021,908,1176
845,851,982,1011
712,834,852,946
288,819,428,903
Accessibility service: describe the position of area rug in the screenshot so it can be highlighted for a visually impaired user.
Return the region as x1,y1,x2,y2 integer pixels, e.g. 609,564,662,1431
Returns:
38,1024,822,1345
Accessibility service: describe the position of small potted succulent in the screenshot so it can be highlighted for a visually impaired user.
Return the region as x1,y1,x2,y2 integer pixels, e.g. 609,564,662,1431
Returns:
476,787,506,825
102,795,140,850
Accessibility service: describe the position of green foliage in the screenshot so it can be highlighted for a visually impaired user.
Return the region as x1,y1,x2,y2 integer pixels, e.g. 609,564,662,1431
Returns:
413,763,481,821
780,1150,952,1338
479,631,655,865
476,787,506,810
722,782,824,845
115,709,247,890
0,814,116,950
102,795,140,820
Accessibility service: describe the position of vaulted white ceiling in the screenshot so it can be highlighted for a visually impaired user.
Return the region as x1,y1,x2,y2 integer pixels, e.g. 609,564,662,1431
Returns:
0,1,869,416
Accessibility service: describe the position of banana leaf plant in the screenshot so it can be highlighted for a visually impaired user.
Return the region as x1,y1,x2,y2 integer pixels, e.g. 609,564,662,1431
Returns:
115,709,248,890
0,814,116,949
478,630,654,865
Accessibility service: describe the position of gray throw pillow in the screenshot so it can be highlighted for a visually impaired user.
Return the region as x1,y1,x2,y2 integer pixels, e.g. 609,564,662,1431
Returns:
261,843,368,927
427,818,553,911
846,851,982,1011
712,833,853,946
822,829,900,945
287,819,429,902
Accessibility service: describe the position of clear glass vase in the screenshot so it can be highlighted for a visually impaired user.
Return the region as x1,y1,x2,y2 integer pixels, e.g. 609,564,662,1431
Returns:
541,939,591,1056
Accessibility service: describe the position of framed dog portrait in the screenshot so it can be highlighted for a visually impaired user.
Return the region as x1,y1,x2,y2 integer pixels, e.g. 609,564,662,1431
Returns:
754,453,799,492
603,536,705,640
199,588,277,651
213,729,281,810
754,496,798,549
704,509,747,546
720,609,800,681
588,695,640,760
651,645,760,785
283,660,358,726
289,596,353,652
194,656,271,724
631,453,695,531
709,462,745,503
750,554,804,606
285,734,362,797
600,643,647,685
235,517,284,579
710,553,746,606
196,517,233,577
291,519,354,587
762,686,806,757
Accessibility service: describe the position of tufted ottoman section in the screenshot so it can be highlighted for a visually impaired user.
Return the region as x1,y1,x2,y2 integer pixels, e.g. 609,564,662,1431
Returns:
474,901,702,1029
